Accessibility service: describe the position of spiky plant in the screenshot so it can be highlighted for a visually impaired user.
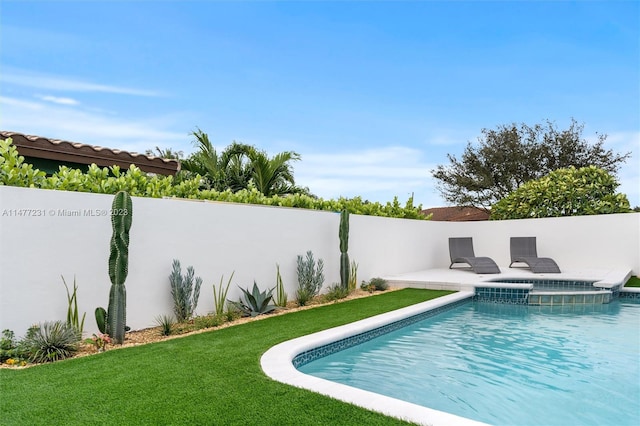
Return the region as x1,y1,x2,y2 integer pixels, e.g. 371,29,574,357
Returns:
275,264,287,307
154,315,175,336
21,321,80,363
228,282,276,317
61,275,86,335
213,272,234,316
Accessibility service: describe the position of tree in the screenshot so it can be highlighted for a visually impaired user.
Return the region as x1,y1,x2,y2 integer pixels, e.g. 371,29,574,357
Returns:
490,166,632,219
431,119,631,209
144,147,184,160
181,129,305,196
246,148,301,196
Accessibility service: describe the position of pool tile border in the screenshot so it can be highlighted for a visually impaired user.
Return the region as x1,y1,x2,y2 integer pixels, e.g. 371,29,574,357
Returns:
261,291,489,426
292,298,470,368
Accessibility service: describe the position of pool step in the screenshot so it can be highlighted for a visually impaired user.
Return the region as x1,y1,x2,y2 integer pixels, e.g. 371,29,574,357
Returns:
528,290,611,306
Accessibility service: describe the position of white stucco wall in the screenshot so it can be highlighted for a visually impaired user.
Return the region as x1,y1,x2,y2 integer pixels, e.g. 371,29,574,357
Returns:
1,185,638,336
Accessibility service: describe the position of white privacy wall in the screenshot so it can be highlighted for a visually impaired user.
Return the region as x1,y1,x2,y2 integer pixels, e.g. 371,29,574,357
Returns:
1,185,639,336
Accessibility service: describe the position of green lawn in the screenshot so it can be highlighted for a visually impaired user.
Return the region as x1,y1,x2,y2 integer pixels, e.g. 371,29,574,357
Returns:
0,289,452,426
624,276,640,287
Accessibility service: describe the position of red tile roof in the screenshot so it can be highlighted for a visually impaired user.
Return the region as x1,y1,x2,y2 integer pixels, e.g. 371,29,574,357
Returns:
1,130,180,175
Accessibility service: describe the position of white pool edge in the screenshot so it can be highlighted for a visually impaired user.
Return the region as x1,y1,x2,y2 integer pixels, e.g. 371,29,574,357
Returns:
260,291,490,426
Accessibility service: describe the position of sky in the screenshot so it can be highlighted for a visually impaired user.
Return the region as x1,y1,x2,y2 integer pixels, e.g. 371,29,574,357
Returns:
1,0,638,208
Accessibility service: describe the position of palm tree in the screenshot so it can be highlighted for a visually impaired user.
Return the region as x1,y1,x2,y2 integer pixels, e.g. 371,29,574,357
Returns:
218,142,254,192
181,128,225,190
182,129,304,196
247,148,301,197
145,147,184,160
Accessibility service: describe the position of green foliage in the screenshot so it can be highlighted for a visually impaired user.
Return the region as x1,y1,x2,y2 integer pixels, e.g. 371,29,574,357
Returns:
275,264,288,307
490,166,632,219
339,209,350,289
228,282,277,317
0,329,28,363
107,191,133,344
95,307,107,334
348,260,358,292
624,276,640,287
213,272,234,316
296,251,325,306
169,259,203,322
154,315,175,336
61,275,86,335
362,277,389,293
431,119,631,209
21,321,80,363
323,283,350,302
182,130,304,196
193,314,225,330
0,138,46,187
0,137,426,220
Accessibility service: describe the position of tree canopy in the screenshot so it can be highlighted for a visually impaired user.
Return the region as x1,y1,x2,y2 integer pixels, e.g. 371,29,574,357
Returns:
181,129,308,197
489,166,632,219
431,119,631,209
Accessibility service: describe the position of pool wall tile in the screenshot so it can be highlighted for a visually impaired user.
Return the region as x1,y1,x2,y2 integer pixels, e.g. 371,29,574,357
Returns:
293,298,470,368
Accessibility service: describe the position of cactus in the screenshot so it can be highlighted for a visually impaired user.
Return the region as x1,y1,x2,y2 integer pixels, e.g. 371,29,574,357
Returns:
107,191,133,344
95,307,107,334
339,209,350,289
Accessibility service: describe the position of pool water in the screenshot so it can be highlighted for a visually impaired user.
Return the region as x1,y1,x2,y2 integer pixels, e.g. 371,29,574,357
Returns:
298,301,640,426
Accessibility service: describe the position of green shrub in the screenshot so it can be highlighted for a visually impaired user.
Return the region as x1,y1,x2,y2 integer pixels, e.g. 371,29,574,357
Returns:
0,138,427,220
490,166,632,219
0,329,28,364
21,321,80,363
228,282,276,317
361,277,388,293
296,251,324,306
323,284,350,302
0,138,46,187
155,315,175,336
169,259,203,322
193,314,225,330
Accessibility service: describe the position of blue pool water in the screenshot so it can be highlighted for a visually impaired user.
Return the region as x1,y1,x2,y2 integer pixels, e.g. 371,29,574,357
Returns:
298,301,640,426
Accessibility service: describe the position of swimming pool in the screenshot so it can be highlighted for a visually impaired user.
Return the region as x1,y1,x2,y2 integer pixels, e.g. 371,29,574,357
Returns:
297,300,640,426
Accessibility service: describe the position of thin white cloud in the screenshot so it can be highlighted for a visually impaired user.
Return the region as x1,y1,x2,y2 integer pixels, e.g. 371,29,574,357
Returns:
0,95,188,154
608,131,640,208
294,147,440,206
1,68,162,97
36,95,79,106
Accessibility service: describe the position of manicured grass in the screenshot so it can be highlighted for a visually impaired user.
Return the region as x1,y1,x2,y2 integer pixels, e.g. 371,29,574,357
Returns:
0,289,452,426
624,276,640,287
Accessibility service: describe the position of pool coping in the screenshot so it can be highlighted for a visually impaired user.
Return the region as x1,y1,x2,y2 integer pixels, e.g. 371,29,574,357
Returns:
382,267,633,292
260,291,490,426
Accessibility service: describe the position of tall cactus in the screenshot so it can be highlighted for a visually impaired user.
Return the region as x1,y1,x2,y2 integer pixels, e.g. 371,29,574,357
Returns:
339,209,350,289
107,191,133,344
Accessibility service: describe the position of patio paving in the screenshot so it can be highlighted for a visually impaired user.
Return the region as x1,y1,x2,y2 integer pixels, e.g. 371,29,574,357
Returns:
383,267,633,291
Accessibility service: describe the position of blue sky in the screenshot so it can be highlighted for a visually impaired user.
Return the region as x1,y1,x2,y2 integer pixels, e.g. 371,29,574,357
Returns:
1,1,638,208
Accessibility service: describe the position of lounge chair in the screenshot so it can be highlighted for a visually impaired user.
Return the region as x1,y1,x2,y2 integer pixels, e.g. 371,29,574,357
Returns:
509,237,561,273
449,237,500,274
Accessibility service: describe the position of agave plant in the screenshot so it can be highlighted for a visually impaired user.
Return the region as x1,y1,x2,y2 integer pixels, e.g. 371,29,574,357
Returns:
228,282,276,317
21,321,80,363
